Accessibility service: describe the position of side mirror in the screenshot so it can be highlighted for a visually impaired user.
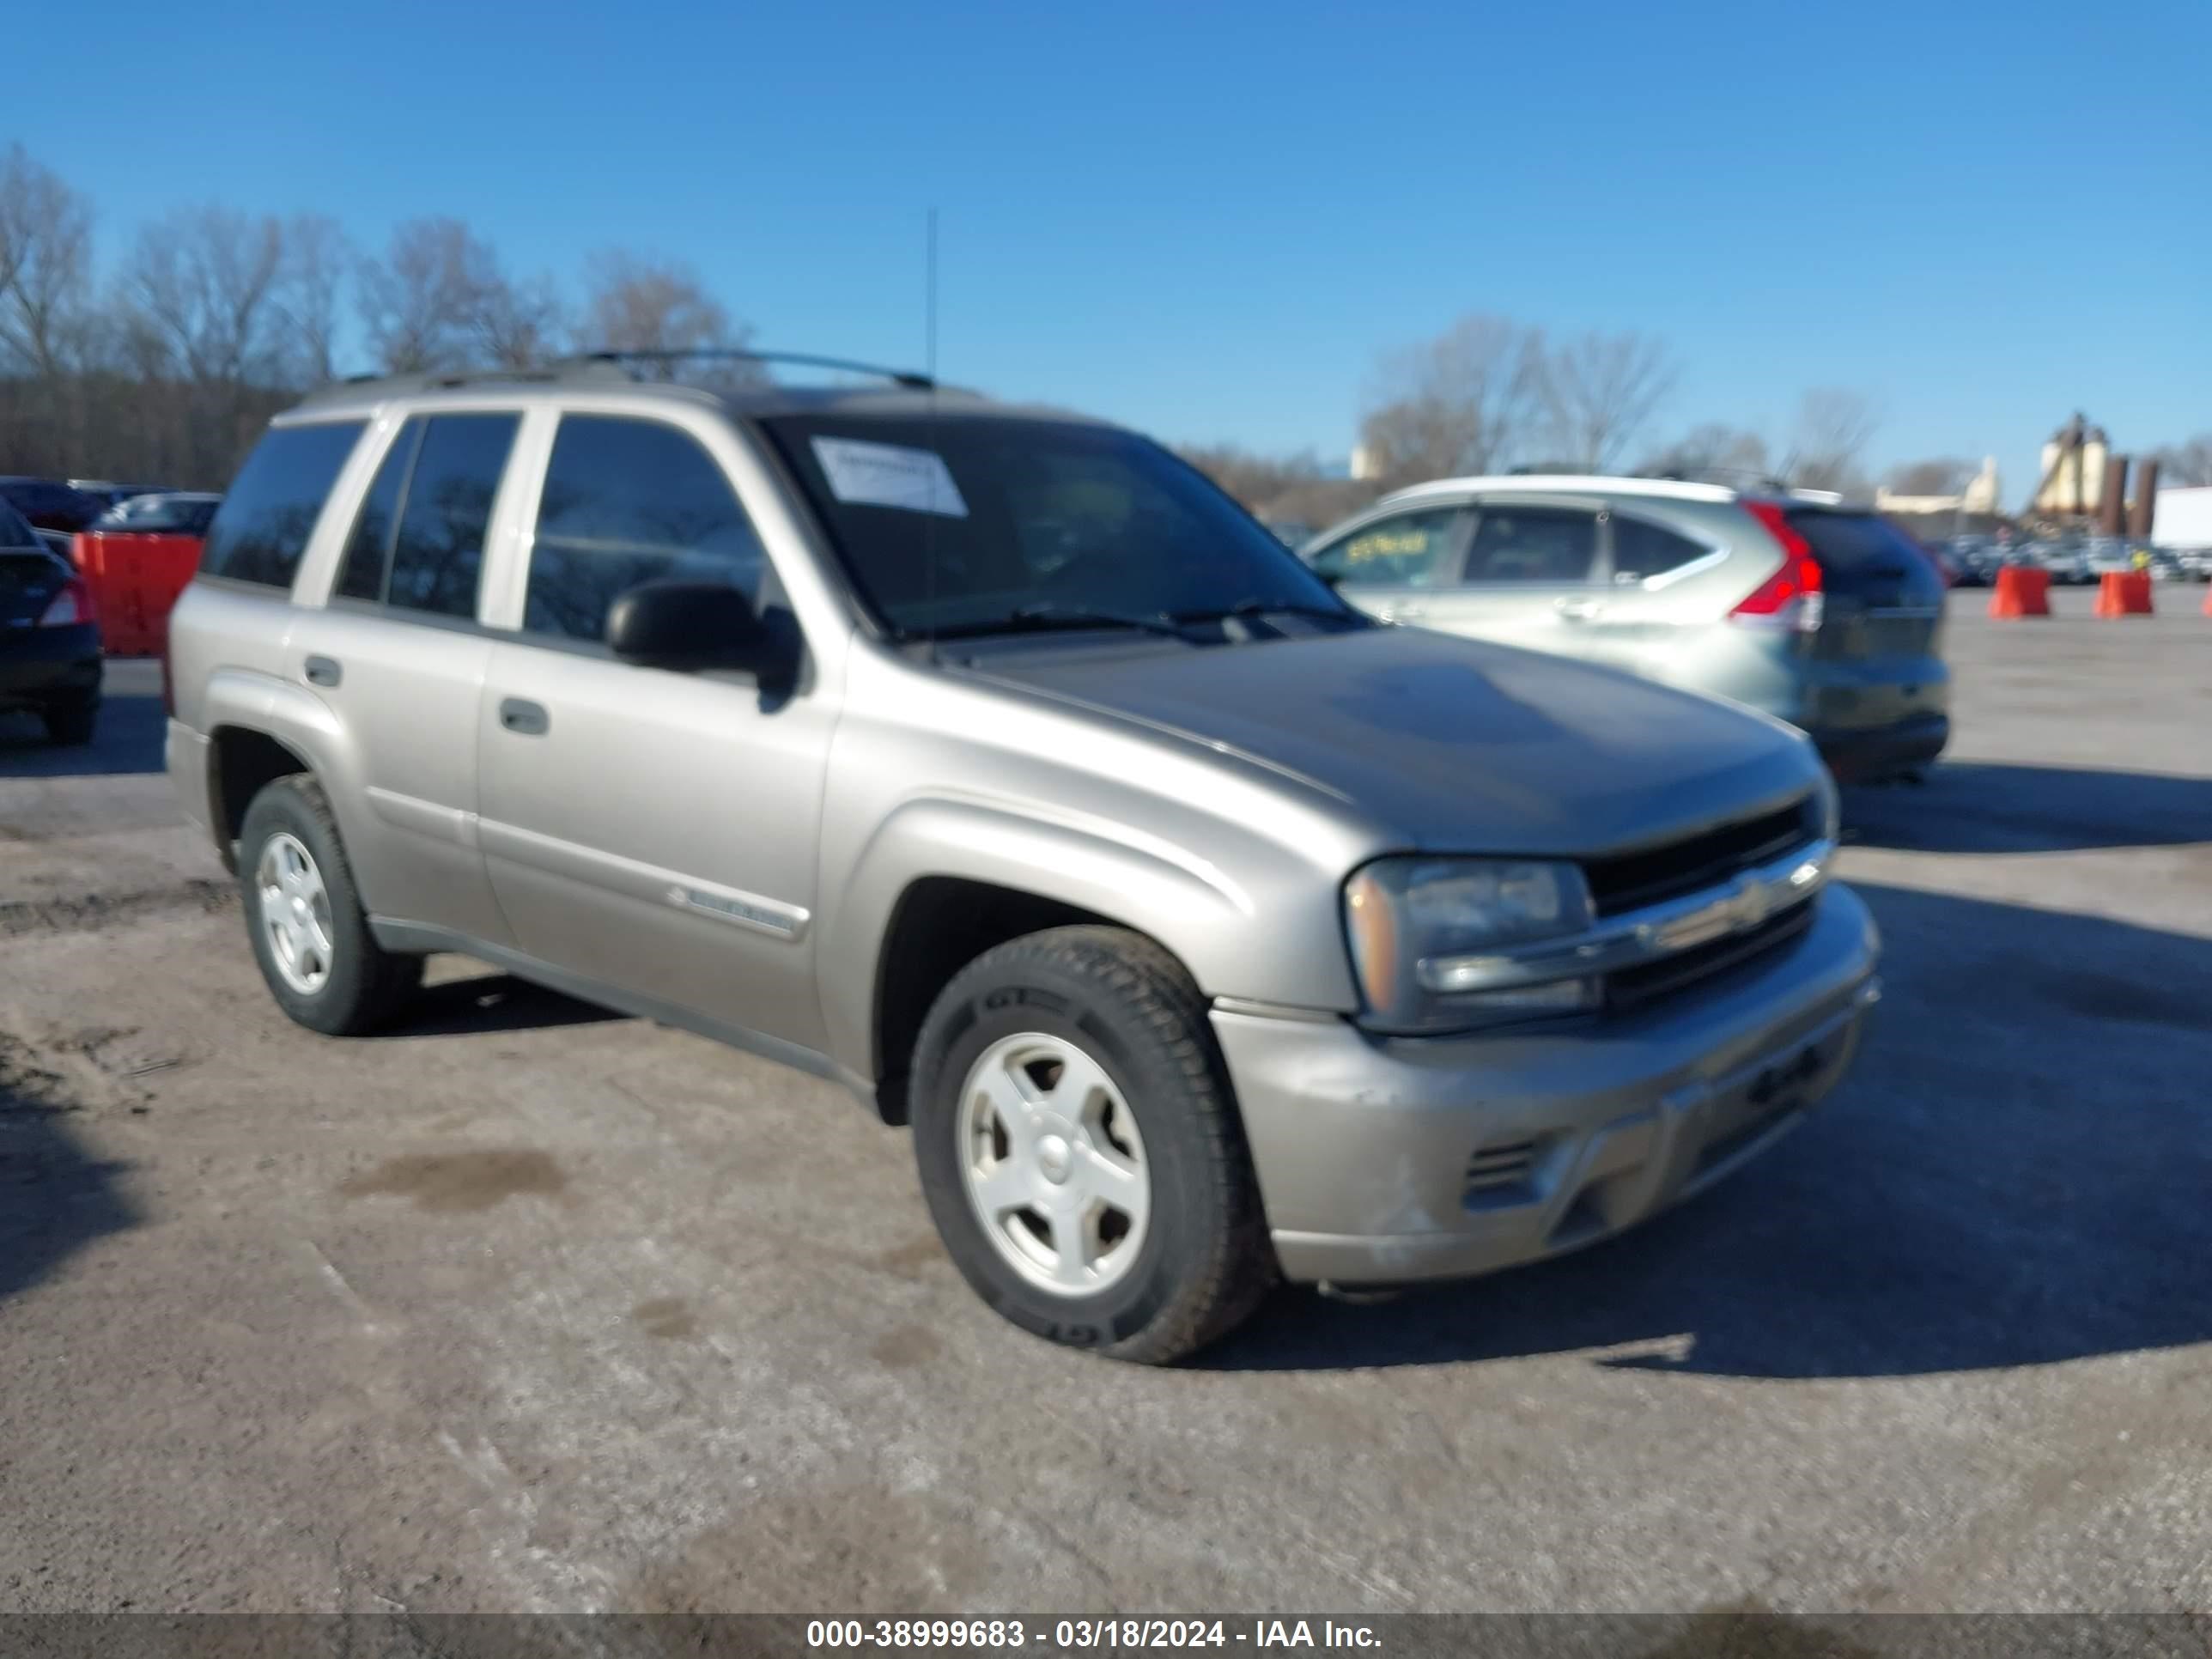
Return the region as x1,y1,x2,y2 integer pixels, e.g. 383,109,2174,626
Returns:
606,580,788,680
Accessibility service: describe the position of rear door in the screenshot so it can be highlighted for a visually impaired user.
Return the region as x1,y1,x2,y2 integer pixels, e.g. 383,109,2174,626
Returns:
291,410,522,944
1304,503,1468,623
1786,507,1950,732
1418,496,1608,656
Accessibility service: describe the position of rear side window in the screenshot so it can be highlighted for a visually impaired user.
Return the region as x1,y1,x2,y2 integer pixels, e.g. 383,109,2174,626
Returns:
1463,505,1601,583
524,415,765,643
335,424,422,601
333,415,518,619
198,422,365,589
1612,515,1712,581
388,415,518,618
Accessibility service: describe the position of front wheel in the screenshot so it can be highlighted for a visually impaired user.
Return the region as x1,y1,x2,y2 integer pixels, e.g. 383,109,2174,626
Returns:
908,926,1274,1364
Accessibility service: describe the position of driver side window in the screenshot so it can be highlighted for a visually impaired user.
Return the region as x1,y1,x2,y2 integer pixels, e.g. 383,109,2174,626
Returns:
522,415,769,643
1306,507,1464,587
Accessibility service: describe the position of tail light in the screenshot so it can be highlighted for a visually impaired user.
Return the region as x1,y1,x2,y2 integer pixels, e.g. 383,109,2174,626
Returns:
1732,502,1824,632
38,577,93,628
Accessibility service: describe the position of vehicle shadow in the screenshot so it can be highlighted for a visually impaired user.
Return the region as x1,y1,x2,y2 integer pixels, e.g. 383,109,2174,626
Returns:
1841,760,2212,853
1203,880,2212,1377
376,973,630,1039
0,1048,141,1305
0,687,166,779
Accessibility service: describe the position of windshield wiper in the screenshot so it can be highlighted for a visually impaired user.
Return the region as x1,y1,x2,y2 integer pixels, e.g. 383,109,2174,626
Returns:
1172,598,1358,626
927,603,1189,641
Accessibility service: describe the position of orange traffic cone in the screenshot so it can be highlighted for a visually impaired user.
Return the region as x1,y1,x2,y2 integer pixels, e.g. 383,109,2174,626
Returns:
2093,571,2154,617
1989,565,2051,617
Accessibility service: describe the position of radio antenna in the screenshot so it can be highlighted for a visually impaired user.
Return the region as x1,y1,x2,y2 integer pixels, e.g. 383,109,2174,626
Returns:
922,206,940,664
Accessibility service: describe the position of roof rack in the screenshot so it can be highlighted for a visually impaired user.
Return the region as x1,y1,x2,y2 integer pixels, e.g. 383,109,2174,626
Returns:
295,361,635,407
1638,465,1799,495
562,348,935,390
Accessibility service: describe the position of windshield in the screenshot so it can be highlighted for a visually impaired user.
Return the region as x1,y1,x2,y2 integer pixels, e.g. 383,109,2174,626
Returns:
761,413,1352,640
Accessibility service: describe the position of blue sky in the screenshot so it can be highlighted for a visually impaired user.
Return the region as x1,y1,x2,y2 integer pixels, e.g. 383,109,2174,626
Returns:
15,0,2210,500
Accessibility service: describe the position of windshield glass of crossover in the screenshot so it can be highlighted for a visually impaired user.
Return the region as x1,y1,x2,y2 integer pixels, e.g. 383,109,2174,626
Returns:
761,414,1348,637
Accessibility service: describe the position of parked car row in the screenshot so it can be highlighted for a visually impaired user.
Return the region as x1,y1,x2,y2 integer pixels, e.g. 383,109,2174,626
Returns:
1926,535,2211,586
165,356,1881,1363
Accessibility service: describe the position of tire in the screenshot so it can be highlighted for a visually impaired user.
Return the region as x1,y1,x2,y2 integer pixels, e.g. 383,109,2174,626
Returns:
237,775,422,1036
908,925,1275,1364
41,694,97,746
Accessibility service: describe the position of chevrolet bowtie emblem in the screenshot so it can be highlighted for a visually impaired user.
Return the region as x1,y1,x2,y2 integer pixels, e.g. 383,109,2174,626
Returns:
1727,875,1773,930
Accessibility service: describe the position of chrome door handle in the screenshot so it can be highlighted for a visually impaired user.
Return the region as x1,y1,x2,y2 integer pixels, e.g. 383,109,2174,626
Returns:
498,697,550,736
1554,598,1603,621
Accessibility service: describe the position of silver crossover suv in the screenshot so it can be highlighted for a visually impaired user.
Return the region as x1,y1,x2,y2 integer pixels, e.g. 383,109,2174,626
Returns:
1303,476,1951,782
166,358,1881,1362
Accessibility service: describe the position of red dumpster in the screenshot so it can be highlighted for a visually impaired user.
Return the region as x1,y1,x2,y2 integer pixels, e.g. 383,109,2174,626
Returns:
71,531,206,657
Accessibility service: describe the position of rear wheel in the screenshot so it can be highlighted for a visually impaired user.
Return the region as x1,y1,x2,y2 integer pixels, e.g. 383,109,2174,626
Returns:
238,775,421,1036
908,926,1274,1364
41,693,97,746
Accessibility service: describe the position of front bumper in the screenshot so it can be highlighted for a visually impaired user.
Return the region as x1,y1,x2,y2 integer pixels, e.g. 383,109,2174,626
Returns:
1212,883,1881,1286
1808,714,1950,784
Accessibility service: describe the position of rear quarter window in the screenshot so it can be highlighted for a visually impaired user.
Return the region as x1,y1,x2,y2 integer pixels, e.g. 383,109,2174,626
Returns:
198,422,366,589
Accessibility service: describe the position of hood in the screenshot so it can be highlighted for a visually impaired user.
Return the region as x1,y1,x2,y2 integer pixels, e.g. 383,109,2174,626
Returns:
963,628,1821,856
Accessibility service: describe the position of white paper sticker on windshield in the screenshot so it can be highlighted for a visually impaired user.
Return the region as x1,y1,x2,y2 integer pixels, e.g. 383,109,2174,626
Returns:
810,436,969,519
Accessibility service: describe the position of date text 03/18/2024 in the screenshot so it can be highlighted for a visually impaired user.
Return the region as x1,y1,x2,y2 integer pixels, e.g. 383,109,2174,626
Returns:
804,1619,1383,1649
796,1627,1380,1654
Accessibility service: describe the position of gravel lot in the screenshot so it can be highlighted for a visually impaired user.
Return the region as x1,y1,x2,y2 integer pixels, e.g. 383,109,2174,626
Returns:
3,591,2209,1617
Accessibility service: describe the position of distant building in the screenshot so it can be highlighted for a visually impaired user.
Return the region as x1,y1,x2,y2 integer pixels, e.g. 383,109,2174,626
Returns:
1349,442,1384,482
2032,413,2111,519
1876,456,2002,518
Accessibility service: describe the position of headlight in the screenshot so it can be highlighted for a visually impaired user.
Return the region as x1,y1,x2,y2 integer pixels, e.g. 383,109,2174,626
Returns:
1343,857,1597,1033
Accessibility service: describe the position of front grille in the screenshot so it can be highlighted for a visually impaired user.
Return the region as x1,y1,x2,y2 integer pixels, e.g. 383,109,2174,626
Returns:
1605,901,1815,1012
1581,798,1820,918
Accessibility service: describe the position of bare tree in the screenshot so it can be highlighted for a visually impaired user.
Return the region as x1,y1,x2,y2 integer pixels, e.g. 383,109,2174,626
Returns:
280,213,352,385
1540,331,1677,471
1176,443,1376,532
1884,457,1975,496
2149,434,2212,489
471,271,565,369
579,250,748,365
122,206,288,387
1638,422,1771,479
1357,314,1547,486
0,143,95,385
1784,387,1882,494
358,217,489,373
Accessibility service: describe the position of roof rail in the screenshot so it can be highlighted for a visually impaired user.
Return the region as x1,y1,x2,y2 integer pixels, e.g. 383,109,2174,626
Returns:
1638,465,1799,495
562,348,934,390
294,361,634,407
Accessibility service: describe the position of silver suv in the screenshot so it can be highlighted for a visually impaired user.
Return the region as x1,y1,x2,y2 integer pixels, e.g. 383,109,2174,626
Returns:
166,359,1881,1363
1304,475,1951,783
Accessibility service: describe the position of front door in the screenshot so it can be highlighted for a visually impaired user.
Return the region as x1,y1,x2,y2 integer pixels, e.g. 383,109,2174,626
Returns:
1418,497,1610,660
474,410,835,1052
